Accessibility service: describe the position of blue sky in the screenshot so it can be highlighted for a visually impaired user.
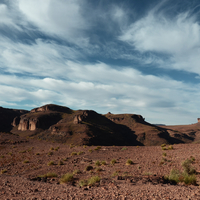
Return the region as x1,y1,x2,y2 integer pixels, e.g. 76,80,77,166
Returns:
0,0,200,125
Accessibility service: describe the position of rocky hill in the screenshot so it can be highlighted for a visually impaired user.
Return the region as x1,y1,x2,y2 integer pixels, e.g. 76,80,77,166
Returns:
0,104,198,146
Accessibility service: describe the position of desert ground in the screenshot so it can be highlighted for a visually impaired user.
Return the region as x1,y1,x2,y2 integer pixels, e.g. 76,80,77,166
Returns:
1,132,200,199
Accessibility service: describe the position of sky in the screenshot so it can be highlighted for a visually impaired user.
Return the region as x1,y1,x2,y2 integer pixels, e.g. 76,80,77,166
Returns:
0,0,200,125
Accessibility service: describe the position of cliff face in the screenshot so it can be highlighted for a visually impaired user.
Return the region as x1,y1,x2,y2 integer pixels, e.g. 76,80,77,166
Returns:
0,103,194,146
0,107,28,132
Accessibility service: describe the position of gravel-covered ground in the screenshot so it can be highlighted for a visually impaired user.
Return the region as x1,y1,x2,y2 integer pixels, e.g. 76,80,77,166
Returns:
1,133,200,199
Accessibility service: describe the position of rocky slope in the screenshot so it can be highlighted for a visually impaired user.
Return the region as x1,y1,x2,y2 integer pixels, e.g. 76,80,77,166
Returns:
1,104,199,146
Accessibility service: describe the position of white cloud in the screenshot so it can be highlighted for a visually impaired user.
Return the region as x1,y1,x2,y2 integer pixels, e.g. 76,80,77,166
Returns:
17,0,89,44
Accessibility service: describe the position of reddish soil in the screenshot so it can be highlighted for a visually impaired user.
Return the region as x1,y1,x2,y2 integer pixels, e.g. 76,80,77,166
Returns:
1,133,200,199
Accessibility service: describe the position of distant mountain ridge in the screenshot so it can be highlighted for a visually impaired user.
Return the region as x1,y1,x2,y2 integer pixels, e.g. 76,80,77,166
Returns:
0,104,199,146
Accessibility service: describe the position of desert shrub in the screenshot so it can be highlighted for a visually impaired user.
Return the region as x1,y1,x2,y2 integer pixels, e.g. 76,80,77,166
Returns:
63,158,68,161
50,147,54,150
162,147,167,150
60,173,74,184
48,152,53,156
71,152,77,156
182,172,196,185
23,160,29,163
110,159,116,165
143,172,152,176
121,147,127,151
0,155,5,158
77,151,84,155
87,176,101,186
101,160,106,165
88,149,93,153
85,165,93,171
190,156,195,162
126,159,133,165
39,172,57,178
168,145,173,150
162,152,167,157
83,145,87,148
12,145,16,148
19,150,26,153
95,160,101,166
111,171,119,177
69,144,75,149
182,159,196,175
73,169,81,175
47,161,54,166
161,144,166,147
54,147,59,151
79,179,88,187
58,160,64,165
1,169,7,174
94,146,101,151
35,153,40,155
167,169,181,184
96,167,103,172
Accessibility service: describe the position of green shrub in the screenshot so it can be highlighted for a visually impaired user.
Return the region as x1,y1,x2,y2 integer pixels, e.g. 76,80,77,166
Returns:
47,161,54,166
162,147,167,150
60,173,74,184
182,159,196,175
161,144,166,147
183,172,196,185
73,169,81,175
95,160,101,166
162,152,167,157
87,176,101,186
79,179,88,187
96,167,103,172
101,160,106,165
126,159,133,165
1,169,7,174
168,145,173,150
167,169,181,184
77,151,84,155
48,152,53,156
94,146,101,151
50,147,54,150
111,171,119,177
23,160,29,163
38,172,57,178
19,150,26,153
121,147,127,151
58,160,64,165
110,159,116,165
71,152,77,156
88,149,93,153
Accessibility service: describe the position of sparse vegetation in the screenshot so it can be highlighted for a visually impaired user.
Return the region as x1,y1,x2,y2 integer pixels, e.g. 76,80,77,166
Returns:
23,160,29,163
112,171,119,177
96,167,103,172
77,151,84,155
162,152,167,157
60,173,74,184
19,150,26,153
161,144,166,147
58,160,64,165
126,159,133,165
38,172,57,178
71,152,77,156
121,147,127,151
73,169,81,175
95,160,101,166
47,161,54,166
111,159,116,165
101,160,106,165
168,145,173,150
1,169,7,174
48,152,53,156
87,176,101,186
88,149,93,153
94,146,101,151
165,158,197,185
79,179,88,187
